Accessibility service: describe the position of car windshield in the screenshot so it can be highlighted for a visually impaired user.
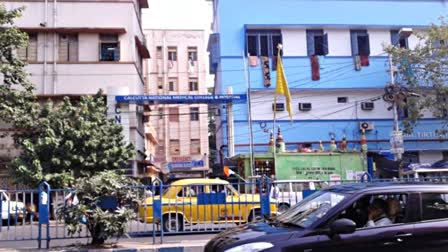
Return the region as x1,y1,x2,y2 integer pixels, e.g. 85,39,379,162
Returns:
275,190,346,228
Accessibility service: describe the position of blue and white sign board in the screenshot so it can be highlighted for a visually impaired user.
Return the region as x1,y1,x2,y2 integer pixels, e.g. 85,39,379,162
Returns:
168,160,205,170
115,94,247,104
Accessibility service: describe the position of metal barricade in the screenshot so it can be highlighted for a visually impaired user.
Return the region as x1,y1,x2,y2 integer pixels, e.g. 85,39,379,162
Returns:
2,175,448,248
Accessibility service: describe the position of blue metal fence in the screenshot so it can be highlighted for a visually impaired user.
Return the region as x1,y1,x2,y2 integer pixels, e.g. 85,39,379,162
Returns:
1,175,447,248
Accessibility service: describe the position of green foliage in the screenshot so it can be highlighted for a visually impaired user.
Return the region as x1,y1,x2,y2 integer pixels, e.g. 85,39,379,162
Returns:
10,91,135,188
59,171,141,245
0,4,37,130
385,17,448,133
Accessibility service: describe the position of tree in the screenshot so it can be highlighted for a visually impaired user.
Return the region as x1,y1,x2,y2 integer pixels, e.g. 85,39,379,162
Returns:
60,171,141,245
10,91,135,188
385,17,448,134
0,5,37,131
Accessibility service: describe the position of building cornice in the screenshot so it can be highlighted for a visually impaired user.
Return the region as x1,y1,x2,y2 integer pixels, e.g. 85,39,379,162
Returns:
20,27,126,34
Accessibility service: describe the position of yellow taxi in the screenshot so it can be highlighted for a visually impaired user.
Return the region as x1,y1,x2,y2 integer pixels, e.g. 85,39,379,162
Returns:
138,178,277,232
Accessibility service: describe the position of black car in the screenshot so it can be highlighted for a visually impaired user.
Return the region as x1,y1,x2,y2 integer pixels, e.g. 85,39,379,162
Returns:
205,182,448,252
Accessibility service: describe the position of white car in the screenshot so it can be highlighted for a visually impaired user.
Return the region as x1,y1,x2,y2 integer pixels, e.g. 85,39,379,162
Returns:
270,180,327,211
1,190,25,221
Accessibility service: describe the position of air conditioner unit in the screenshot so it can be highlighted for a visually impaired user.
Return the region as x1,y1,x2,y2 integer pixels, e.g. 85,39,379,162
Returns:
361,102,374,111
272,103,285,111
298,103,312,111
359,121,374,131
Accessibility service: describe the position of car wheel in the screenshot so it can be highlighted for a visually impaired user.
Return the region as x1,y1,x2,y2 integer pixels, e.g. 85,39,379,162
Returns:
278,203,290,212
248,209,262,223
162,214,184,232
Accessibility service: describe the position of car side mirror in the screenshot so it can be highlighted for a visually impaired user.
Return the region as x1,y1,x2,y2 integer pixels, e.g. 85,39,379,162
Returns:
329,218,356,236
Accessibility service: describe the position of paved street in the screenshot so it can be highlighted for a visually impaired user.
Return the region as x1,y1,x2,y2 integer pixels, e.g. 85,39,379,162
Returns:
0,233,214,251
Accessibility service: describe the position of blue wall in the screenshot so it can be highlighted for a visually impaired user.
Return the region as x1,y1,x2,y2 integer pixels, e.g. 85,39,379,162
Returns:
221,56,390,94
214,0,448,154
218,0,447,56
219,119,448,153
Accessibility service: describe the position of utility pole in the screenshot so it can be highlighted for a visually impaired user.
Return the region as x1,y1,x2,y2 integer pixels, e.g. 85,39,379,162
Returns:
388,54,403,161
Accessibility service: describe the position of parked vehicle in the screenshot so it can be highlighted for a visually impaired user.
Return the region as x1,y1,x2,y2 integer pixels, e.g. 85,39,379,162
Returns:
138,178,277,232
1,190,25,222
271,179,328,211
205,182,448,252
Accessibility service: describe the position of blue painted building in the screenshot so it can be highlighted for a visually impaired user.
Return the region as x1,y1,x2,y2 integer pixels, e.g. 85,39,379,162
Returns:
208,0,448,165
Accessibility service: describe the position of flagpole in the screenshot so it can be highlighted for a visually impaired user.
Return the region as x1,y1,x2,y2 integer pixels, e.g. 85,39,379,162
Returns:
243,51,255,177
272,49,279,178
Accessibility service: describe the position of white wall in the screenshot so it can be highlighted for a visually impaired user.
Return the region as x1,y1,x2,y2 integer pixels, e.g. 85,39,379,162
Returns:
282,29,307,56
78,34,99,62
419,151,443,164
368,29,391,56
327,29,352,56
26,63,144,95
251,90,393,121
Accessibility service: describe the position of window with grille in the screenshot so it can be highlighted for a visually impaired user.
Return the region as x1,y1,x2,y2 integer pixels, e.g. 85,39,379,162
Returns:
188,47,198,61
190,107,199,121
156,46,162,59
168,78,178,91
157,77,163,89
169,107,179,122
99,34,120,61
306,29,329,56
158,108,163,119
59,34,78,62
168,47,177,61
190,139,200,154
391,30,409,49
189,78,198,91
17,33,37,61
157,144,164,154
170,139,180,155
246,30,282,57
350,30,370,56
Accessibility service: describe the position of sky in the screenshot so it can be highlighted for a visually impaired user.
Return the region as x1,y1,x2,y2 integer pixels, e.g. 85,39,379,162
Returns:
142,0,213,31
142,0,214,87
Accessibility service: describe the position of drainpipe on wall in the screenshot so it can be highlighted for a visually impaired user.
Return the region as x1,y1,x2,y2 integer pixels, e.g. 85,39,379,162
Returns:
43,0,48,94
162,31,169,169
52,0,57,94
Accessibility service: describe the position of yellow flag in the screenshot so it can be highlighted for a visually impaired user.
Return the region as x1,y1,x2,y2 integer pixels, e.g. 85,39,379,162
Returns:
275,48,292,122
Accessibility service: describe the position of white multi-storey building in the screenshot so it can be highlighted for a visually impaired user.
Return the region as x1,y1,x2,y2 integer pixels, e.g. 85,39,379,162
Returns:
145,29,209,181
2,0,151,184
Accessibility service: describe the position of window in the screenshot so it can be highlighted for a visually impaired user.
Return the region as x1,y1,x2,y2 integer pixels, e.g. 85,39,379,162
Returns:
168,78,178,91
157,77,163,89
402,152,419,164
391,30,409,49
58,34,78,62
189,78,198,91
335,194,408,229
17,33,37,61
158,108,163,119
246,30,282,57
157,144,164,154
421,193,448,221
190,139,200,154
156,46,162,59
168,47,177,61
169,107,179,122
170,139,180,155
350,30,370,56
306,30,329,56
337,97,348,103
100,34,120,61
187,47,198,61
190,107,199,121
